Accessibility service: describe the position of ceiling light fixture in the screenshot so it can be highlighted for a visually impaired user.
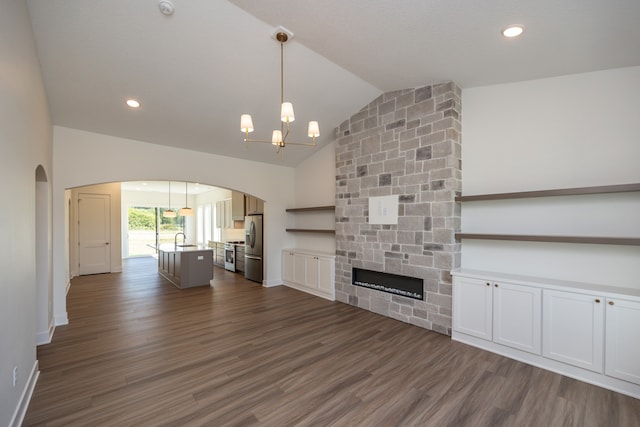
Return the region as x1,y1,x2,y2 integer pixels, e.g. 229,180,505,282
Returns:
163,181,176,218
502,25,525,38
126,99,140,108
240,27,319,154
178,181,193,216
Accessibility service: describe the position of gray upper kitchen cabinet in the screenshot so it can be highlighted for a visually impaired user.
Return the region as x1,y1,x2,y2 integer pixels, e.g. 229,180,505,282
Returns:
232,192,245,221
245,194,263,214
217,192,247,228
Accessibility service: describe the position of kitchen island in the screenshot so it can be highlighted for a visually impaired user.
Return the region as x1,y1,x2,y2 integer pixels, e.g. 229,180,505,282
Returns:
157,244,213,289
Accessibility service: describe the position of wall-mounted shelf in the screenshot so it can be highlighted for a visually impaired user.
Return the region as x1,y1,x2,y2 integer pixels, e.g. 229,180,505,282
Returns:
286,205,335,212
455,183,640,202
455,233,640,246
286,206,335,234
455,183,640,247
286,229,336,234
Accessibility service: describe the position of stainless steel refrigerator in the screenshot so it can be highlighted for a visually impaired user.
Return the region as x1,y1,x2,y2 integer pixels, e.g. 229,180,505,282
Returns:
244,214,263,283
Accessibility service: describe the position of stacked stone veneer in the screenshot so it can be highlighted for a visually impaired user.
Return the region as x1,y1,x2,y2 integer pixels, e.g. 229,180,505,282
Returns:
334,82,461,335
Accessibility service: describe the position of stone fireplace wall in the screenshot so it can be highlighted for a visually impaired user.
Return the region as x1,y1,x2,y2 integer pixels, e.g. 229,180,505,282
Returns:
334,82,462,335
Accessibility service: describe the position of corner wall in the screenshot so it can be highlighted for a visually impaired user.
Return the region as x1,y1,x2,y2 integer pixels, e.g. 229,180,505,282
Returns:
334,83,462,335
0,1,53,425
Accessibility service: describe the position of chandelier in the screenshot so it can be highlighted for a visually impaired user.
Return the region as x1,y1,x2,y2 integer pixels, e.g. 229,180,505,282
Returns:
240,27,319,153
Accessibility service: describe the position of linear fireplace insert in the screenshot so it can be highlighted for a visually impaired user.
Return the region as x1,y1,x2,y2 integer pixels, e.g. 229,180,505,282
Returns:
352,268,424,300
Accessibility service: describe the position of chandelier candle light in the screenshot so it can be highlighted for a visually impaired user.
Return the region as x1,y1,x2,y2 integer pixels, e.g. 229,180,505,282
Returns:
240,27,319,153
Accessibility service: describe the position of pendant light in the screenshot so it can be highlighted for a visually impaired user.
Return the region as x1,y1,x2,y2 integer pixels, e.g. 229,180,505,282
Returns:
240,27,319,154
179,181,194,216
163,181,177,218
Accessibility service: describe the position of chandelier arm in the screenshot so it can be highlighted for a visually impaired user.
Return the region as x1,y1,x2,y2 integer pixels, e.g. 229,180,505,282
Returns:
243,137,278,144
281,140,317,147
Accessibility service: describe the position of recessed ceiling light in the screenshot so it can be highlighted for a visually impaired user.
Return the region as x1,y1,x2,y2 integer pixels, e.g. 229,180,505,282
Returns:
126,99,140,108
502,25,524,38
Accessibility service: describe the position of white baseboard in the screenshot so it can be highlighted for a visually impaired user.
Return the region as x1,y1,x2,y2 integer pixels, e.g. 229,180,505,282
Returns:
55,312,68,326
35,323,55,346
283,280,335,301
263,279,283,288
9,361,39,427
65,279,71,295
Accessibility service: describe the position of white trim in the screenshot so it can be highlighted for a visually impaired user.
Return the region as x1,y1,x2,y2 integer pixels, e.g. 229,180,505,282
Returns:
263,279,283,287
9,361,39,427
55,312,69,326
65,279,71,295
452,331,640,399
35,323,55,346
283,280,335,301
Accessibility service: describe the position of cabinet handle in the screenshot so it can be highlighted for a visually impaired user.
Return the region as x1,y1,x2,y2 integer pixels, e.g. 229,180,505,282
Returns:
486,282,490,287
609,301,615,306
494,284,498,288
595,299,600,303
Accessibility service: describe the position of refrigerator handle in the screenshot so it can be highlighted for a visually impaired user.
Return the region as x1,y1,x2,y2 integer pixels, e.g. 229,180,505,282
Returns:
245,255,261,260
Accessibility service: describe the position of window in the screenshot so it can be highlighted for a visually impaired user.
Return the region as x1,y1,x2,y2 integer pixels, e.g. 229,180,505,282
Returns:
196,204,214,244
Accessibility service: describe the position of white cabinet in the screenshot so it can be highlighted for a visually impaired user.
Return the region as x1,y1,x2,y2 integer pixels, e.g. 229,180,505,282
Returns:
493,282,541,354
215,198,238,229
282,249,335,300
452,269,640,399
543,289,604,372
452,277,492,340
316,257,334,294
605,298,640,385
282,251,294,283
452,276,540,355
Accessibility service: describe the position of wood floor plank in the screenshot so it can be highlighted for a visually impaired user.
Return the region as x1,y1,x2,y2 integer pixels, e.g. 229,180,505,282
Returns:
23,257,640,426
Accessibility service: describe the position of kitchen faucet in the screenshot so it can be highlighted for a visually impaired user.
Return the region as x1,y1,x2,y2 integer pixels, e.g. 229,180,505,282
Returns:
174,232,186,247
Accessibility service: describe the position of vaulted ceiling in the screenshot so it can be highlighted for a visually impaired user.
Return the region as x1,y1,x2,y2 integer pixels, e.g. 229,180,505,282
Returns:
26,0,640,166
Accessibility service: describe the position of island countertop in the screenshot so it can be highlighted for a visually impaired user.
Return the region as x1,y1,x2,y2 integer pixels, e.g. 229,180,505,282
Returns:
155,244,213,253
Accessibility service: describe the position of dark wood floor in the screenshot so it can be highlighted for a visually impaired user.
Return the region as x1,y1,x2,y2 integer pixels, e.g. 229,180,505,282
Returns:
24,257,640,426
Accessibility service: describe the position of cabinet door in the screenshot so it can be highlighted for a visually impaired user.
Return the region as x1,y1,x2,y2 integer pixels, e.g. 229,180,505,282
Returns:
293,253,306,285
306,256,319,289
222,200,231,228
215,201,224,228
493,282,541,354
232,192,245,221
542,289,604,372
282,251,294,283
452,277,493,340
317,257,334,294
605,298,640,385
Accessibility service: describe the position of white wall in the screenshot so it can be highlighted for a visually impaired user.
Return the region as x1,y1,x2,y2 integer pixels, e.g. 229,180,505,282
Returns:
52,126,296,320
291,141,337,253
0,0,53,424
461,66,640,288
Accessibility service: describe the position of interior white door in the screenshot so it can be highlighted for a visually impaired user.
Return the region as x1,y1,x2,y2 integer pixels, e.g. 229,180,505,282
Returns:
78,193,111,275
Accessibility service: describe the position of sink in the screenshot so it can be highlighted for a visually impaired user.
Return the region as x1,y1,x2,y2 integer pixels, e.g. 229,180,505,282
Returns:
176,244,198,248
